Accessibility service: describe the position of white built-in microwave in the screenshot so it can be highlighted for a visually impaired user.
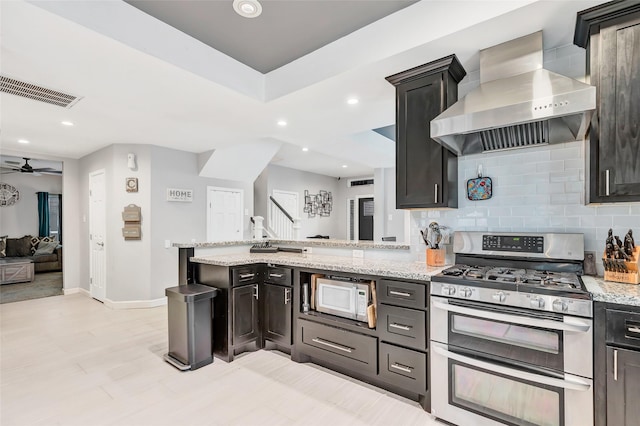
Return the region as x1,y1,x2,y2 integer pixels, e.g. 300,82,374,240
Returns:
316,277,369,322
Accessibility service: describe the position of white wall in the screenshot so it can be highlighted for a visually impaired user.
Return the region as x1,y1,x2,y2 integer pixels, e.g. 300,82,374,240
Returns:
259,165,341,238
0,173,62,237
150,145,253,299
410,44,640,275
78,144,254,302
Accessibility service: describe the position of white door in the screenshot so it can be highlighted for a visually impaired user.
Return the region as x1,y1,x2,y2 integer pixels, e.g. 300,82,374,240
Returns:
272,189,298,219
89,170,106,302
207,187,243,242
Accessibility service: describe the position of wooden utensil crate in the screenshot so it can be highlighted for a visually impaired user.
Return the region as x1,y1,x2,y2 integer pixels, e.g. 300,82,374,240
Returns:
603,246,640,285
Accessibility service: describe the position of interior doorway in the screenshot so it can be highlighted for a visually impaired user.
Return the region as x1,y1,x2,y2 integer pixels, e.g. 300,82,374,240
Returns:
89,169,106,302
347,195,374,241
207,186,244,242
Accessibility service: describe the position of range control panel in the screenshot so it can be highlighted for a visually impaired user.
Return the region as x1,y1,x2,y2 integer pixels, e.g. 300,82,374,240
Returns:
482,235,544,253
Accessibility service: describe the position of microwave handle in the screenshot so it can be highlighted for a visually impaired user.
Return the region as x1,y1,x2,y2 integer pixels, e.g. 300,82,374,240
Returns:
432,299,591,333
432,343,591,391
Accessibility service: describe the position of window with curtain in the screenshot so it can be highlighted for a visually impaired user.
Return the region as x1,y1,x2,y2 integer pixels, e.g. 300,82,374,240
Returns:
37,192,62,242
49,194,62,242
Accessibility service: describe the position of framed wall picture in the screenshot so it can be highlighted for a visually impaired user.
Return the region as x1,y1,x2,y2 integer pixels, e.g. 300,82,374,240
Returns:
126,177,138,193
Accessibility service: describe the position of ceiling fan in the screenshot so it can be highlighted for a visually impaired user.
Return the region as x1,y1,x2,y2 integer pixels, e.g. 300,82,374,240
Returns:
0,158,62,176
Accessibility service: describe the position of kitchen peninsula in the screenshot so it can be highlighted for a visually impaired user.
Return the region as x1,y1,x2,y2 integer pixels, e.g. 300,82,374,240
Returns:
175,238,445,411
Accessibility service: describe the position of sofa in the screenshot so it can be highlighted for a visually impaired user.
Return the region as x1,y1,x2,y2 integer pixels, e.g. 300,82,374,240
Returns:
0,235,63,273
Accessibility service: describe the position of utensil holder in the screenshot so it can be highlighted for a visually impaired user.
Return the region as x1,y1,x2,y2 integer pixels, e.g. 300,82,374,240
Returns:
426,248,446,267
603,246,640,285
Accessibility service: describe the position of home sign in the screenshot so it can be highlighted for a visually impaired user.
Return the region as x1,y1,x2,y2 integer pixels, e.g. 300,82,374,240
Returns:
167,188,193,202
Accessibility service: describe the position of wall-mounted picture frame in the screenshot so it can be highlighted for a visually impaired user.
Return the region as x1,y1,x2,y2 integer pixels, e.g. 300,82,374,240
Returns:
126,177,138,193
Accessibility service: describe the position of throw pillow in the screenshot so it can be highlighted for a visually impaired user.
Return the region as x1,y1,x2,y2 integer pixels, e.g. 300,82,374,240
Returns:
34,241,58,255
15,236,32,257
5,238,18,257
0,236,6,258
29,236,39,255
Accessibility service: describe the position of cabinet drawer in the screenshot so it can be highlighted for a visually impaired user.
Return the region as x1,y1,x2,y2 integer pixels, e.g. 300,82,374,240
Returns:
379,342,426,393
297,319,377,375
265,266,292,286
378,279,426,309
232,265,262,286
606,309,640,350
378,304,426,350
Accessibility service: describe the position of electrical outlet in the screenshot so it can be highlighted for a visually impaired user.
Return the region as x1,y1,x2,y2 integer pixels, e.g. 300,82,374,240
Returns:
164,239,171,249
352,249,364,258
304,247,312,254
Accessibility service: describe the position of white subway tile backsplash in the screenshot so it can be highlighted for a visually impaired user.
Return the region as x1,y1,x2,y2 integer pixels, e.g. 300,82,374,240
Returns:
524,216,553,228
550,147,581,161
551,193,581,205
596,206,631,216
500,217,524,227
564,159,583,170
564,181,583,193
611,216,640,228
581,215,612,228
565,205,595,216
549,170,581,183
536,161,564,173
521,174,550,184
537,183,566,194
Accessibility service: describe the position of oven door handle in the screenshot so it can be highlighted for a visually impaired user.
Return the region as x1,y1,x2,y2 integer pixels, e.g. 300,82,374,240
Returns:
432,299,591,333
432,343,592,392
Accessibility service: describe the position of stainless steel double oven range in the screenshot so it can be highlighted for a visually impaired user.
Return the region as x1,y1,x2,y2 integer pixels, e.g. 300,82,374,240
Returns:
430,231,593,426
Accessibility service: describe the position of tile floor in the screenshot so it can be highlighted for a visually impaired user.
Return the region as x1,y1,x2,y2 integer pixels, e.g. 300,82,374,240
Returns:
1,294,446,426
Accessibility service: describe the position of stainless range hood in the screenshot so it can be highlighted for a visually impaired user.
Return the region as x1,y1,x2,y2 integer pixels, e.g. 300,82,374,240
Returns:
430,32,596,156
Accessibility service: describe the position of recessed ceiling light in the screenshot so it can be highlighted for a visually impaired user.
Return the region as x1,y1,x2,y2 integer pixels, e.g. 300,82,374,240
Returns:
18,139,29,144
347,98,359,105
233,0,262,18
61,121,74,126
302,147,309,152
277,120,287,127
342,164,348,168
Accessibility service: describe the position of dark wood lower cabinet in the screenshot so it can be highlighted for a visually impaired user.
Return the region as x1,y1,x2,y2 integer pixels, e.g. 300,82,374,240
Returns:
232,284,259,346
262,282,292,345
606,346,640,425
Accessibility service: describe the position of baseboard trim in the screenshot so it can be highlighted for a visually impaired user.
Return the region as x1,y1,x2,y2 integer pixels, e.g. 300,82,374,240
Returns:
104,297,167,310
64,287,90,296
63,287,166,309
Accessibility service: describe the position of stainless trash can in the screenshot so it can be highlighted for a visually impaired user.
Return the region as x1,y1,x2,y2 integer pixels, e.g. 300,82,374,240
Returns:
164,284,218,371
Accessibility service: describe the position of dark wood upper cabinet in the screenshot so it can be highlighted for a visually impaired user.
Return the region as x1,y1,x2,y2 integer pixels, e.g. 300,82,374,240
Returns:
575,2,640,203
386,55,465,209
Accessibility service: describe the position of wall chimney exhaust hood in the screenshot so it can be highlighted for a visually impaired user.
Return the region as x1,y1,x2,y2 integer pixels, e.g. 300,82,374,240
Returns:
430,32,596,155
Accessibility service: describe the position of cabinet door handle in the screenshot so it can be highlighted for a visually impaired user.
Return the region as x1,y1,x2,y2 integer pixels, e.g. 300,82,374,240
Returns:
605,169,610,196
269,273,284,278
311,338,353,353
284,288,290,305
614,349,618,381
253,284,259,300
391,363,413,373
240,273,255,279
434,184,438,204
389,323,412,331
627,326,640,334
389,290,411,298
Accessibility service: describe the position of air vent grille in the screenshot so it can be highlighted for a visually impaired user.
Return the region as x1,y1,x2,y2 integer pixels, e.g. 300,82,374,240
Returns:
0,75,81,108
480,121,549,151
349,178,374,187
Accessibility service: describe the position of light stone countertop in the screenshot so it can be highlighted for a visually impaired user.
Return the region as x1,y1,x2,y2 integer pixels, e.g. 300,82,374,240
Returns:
191,252,446,281
583,276,640,307
174,238,410,250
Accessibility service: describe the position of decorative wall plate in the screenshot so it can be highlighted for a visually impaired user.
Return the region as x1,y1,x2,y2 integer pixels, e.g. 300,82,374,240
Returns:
0,183,19,206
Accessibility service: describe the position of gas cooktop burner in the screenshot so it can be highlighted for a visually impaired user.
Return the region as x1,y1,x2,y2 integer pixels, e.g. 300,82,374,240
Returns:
441,264,582,290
